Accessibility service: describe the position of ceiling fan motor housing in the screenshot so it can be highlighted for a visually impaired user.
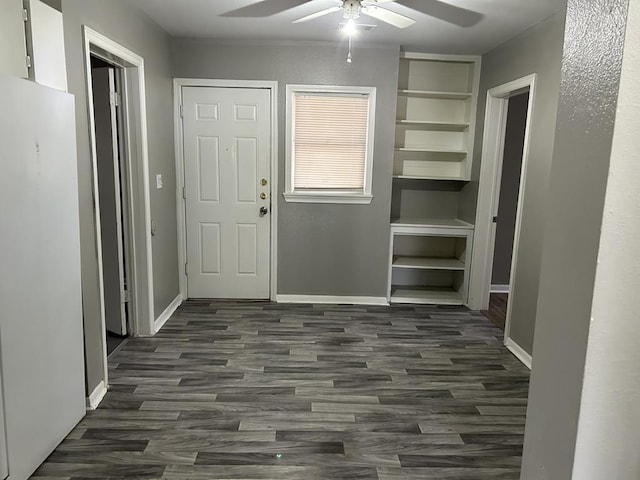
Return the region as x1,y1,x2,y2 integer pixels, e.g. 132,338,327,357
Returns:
343,0,362,20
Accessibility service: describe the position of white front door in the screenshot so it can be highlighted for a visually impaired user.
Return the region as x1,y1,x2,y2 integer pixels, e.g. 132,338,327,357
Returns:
182,86,271,299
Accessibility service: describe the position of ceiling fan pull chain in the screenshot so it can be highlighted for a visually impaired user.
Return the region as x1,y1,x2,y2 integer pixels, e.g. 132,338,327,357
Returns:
347,35,353,63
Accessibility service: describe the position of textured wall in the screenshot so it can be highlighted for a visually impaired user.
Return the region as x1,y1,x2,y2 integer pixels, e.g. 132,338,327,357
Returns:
461,11,565,354
171,40,399,297
571,1,640,475
62,0,179,393
521,0,629,478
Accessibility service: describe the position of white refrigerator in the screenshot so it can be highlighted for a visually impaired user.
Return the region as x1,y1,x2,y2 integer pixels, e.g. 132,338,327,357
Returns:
0,73,86,479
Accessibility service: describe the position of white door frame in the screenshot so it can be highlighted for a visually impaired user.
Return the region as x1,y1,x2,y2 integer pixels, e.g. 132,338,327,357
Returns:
82,27,155,392
173,78,279,301
468,74,536,365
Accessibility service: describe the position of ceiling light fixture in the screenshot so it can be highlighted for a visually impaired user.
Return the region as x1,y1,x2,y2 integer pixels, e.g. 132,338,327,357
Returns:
342,1,362,64
343,18,357,36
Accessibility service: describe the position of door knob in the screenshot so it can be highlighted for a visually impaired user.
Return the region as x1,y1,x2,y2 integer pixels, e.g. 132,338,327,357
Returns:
259,206,269,217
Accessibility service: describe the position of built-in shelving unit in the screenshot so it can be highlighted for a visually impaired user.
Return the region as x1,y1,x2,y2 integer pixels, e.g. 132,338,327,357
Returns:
394,53,480,181
387,221,474,305
388,52,481,305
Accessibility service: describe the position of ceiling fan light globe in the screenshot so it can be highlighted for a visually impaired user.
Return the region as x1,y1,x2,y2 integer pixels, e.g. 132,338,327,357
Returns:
343,18,358,35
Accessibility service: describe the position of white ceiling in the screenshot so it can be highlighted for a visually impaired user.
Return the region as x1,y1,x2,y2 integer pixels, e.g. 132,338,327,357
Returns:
129,0,566,54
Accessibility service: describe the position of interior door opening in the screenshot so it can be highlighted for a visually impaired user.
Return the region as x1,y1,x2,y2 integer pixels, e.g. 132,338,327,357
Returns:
90,55,132,355
484,91,529,330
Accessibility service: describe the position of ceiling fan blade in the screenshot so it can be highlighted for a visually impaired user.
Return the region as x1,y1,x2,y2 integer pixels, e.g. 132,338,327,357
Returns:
395,0,483,27
292,6,342,23
361,6,416,28
222,0,313,18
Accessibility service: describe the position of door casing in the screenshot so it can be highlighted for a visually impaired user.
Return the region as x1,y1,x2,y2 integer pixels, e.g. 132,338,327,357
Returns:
467,74,537,368
83,27,155,407
174,79,279,301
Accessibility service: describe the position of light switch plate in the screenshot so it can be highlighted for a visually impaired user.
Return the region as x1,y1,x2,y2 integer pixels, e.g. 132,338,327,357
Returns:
156,174,163,189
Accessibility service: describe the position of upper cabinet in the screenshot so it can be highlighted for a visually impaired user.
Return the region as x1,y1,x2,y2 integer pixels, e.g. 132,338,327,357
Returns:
394,53,481,181
0,0,28,79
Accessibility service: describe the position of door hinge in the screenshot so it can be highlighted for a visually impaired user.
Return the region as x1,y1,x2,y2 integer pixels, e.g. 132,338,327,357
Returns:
122,290,131,303
25,55,32,69
182,186,187,200
179,105,184,118
110,92,121,108
492,216,498,223
184,263,188,276
22,8,28,22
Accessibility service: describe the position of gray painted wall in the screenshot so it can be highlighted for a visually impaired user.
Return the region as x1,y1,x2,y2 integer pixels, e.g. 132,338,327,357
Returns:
491,92,528,286
171,40,399,297
521,0,629,477
460,11,566,354
62,0,179,392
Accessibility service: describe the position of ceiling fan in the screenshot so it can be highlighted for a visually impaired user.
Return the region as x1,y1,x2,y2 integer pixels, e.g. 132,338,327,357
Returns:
222,0,483,28
293,0,415,29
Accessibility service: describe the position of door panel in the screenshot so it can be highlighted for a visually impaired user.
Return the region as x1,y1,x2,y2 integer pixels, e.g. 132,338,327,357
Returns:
92,67,127,335
198,136,220,202
183,87,271,299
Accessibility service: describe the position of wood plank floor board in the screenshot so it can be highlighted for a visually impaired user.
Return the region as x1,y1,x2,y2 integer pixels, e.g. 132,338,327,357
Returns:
32,300,529,479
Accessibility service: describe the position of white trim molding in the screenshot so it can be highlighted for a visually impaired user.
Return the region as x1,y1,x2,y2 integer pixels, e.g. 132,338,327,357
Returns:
467,74,537,342
276,295,388,306
284,84,376,204
86,380,107,410
153,294,183,334
173,78,279,302
82,26,156,397
505,337,532,369
491,284,510,294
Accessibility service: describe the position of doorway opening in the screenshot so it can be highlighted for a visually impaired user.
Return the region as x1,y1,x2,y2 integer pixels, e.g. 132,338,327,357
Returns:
468,74,537,368
83,27,155,408
484,91,529,330
90,55,131,355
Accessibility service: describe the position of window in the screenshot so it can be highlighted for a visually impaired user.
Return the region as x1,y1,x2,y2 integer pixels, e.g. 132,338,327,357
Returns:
285,85,376,204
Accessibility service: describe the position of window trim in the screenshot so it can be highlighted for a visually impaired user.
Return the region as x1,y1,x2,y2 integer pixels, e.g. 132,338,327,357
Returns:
284,84,376,204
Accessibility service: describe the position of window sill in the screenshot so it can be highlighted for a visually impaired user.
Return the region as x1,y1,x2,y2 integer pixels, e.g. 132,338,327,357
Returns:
283,192,373,205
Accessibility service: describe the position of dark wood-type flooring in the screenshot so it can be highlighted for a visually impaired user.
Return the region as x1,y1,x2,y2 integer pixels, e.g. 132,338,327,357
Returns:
33,300,529,479
483,294,509,331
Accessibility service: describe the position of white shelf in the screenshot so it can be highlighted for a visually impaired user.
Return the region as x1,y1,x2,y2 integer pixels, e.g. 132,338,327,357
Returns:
395,147,467,154
391,217,475,230
393,256,465,271
390,287,464,305
393,175,468,181
396,120,470,131
398,89,472,100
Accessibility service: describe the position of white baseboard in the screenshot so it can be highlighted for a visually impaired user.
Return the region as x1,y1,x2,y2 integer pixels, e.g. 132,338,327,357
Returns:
86,380,107,410
505,337,532,369
276,295,388,306
491,284,510,294
153,294,183,333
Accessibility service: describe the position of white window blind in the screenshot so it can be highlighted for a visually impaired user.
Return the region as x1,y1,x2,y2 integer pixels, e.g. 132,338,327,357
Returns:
292,93,370,191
